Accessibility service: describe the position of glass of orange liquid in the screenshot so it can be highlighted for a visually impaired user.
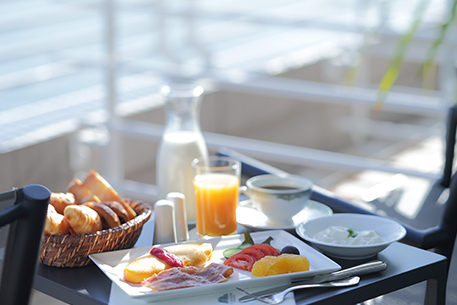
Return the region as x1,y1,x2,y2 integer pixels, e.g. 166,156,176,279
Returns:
192,156,241,237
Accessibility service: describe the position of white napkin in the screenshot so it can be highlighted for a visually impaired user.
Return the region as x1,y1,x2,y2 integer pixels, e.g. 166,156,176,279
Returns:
108,281,296,305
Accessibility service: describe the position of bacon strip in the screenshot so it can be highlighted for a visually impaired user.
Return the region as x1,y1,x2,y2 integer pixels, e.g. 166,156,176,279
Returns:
141,263,233,291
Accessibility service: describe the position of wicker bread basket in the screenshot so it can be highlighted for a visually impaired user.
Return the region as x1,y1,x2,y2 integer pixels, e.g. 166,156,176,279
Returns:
40,199,152,268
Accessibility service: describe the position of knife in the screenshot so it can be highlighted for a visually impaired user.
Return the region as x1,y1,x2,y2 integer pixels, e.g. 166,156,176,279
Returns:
238,260,387,302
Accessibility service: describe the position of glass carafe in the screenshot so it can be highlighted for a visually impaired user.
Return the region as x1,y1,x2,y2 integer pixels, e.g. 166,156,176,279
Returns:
156,83,209,222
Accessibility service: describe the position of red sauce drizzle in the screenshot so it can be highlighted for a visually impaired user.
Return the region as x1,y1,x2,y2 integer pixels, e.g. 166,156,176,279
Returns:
150,247,184,268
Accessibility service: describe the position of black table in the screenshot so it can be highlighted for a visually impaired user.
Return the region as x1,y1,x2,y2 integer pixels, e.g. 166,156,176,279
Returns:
33,214,447,305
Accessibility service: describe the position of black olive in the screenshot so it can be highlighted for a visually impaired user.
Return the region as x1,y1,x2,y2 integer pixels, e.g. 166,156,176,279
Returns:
280,245,300,255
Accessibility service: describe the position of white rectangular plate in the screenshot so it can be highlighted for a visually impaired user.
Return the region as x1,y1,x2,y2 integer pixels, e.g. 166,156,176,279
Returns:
90,230,340,302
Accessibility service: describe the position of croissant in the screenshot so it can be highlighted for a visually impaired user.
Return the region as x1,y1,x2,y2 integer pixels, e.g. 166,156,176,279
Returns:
49,192,76,214
64,205,102,234
44,205,71,235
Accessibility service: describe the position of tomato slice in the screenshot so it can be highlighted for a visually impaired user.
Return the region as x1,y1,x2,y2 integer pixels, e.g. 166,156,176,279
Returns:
250,244,281,257
240,247,265,260
224,244,281,271
223,253,256,271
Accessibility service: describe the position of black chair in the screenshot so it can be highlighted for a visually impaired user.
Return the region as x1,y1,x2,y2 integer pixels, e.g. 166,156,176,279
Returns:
0,185,50,305
217,105,457,264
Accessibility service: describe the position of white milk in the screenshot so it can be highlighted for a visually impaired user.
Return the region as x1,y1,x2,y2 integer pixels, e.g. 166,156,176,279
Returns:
156,131,208,222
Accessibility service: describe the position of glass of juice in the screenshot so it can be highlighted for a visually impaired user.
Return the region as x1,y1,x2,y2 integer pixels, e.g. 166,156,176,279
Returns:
192,156,241,237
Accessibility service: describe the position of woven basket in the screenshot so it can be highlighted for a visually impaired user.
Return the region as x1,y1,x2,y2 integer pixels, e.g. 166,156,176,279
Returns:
40,199,152,268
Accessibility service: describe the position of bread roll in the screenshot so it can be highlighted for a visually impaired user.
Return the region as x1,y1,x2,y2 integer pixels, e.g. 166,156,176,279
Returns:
66,178,92,203
64,205,102,234
44,205,71,235
124,243,213,283
83,201,120,229
82,170,136,220
101,201,129,223
99,188,136,221
50,192,76,214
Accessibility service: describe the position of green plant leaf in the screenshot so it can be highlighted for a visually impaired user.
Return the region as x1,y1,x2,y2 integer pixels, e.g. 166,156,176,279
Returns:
261,236,274,245
421,0,457,76
347,228,358,238
376,0,431,108
239,230,255,249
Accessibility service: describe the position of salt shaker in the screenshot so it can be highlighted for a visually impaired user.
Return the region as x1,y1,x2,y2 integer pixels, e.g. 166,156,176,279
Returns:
153,199,177,244
166,192,189,242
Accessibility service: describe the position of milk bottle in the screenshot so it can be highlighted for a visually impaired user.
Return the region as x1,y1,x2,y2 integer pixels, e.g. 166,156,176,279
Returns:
156,84,209,222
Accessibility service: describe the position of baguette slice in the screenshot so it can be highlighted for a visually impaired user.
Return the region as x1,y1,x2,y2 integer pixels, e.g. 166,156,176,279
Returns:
82,169,109,196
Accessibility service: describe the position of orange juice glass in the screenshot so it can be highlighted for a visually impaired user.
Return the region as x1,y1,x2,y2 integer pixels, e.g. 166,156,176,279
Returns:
192,156,241,236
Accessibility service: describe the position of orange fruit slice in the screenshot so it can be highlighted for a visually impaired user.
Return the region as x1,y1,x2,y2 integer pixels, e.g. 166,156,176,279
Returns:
251,254,310,277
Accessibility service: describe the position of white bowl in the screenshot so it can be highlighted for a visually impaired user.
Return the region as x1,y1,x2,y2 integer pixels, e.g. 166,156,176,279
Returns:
296,213,407,259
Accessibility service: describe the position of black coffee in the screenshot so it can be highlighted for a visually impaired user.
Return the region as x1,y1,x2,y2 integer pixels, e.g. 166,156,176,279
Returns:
262,185,299,190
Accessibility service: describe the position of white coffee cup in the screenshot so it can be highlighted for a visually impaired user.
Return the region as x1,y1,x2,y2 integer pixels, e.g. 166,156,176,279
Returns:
239,174,313,225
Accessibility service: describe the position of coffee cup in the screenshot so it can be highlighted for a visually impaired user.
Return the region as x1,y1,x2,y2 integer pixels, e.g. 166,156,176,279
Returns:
239,174,313,225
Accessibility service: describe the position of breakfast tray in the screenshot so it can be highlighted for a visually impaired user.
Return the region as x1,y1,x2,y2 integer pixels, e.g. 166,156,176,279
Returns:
39,199,152,268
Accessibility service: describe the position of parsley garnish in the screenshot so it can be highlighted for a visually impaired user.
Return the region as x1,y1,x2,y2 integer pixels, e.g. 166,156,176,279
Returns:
347,228,358,238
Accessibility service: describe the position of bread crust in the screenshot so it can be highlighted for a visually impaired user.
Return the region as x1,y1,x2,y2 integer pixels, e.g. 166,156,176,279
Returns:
99,188,136,221
101,201,129,223
83,201,120,229
80,194,101,204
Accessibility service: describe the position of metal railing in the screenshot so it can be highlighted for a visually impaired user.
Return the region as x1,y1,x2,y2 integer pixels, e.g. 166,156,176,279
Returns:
0,0,455,199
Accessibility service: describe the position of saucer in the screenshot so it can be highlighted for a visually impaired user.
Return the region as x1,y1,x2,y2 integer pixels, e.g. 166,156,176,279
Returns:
236,200,333,230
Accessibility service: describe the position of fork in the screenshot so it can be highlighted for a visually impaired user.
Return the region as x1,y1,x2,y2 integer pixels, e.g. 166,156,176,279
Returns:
237,276,360,304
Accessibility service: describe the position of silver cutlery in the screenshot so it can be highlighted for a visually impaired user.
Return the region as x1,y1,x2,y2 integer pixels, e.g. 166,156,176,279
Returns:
237,276,360,304
238,260,387,302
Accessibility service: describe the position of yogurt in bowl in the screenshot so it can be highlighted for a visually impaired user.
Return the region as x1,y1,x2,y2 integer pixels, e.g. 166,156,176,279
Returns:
296,213,406,259
314,226,384,246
